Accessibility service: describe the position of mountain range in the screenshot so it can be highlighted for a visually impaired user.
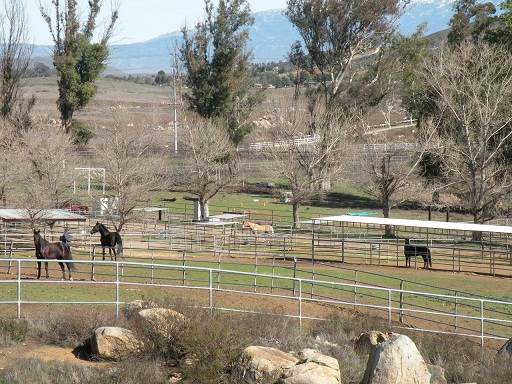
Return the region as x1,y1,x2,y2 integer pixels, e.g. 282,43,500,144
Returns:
31,1,500,74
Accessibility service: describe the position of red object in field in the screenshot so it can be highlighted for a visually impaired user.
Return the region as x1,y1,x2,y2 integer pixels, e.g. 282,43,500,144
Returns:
61,202,90,213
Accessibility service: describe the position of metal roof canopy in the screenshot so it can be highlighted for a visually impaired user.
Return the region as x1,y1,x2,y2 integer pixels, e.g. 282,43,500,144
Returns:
0,209,87,222
209,213,246,221
311,215,512,235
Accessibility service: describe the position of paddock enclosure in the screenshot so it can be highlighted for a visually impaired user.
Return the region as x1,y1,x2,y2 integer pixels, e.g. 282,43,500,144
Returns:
0,211,512,348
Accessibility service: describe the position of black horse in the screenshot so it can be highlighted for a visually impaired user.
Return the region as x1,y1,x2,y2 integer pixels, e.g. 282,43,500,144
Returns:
90,222,123,261
404,238,432,269
33,229,75,280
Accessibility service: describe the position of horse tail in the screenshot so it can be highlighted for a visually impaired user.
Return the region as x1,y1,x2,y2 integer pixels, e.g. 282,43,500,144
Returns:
117,234,124,256
63,244,76,271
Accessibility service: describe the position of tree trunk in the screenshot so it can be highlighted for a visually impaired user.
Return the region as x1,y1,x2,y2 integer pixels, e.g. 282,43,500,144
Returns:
382,199,395,238
292,202,301,229
199,199,209,221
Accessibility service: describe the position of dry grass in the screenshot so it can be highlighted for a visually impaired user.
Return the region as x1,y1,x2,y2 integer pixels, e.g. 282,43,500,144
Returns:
1,300,512,383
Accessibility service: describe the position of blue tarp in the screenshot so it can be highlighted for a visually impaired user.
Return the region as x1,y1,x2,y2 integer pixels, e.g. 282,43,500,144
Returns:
346,211,379,216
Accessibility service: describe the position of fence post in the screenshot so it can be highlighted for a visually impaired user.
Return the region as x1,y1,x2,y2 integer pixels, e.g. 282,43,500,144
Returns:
115,262,120,319
8,241,13,274
182,250,186,286
17,260,21,320
293,257,297,296
254,251,258,292
209,269,213,313
91,246,96,281
388,290,392,325
298,279,302,330
353,271,358,309
151,250,154,284
399,280,404,323
480,300,484,348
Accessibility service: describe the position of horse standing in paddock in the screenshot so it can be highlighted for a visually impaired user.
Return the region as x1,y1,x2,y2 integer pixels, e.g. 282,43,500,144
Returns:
90,222,123,261
404,238,432,269
243,221,274,234
33,229,75,280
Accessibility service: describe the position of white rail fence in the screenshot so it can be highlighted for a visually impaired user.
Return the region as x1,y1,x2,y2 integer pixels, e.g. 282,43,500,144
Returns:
1,258,511,348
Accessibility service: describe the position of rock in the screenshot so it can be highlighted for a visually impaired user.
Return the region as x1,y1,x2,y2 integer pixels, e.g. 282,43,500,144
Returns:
138,308,187,338
230,345,299,384
428,364,447,384
354,331,393,353
498,338,512,358
90,326,142,360
362,334,431,384
281,349,341,384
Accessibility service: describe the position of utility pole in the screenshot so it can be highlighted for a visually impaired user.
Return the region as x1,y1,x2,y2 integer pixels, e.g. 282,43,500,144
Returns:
172,51,178,154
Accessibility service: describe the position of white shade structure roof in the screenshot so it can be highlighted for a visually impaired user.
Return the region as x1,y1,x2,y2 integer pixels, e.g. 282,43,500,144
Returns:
0,209,87,222
311,215,512,235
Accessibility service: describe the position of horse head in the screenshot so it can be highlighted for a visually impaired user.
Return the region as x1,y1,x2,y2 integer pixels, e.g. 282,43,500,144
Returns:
90,222,105,235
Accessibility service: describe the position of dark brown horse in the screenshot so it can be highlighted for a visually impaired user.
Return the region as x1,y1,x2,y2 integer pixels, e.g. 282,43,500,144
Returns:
33,229,75,280
90,222,123,261
404,238,432,269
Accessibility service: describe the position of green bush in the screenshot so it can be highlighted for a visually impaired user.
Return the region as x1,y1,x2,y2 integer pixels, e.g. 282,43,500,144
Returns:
69,120,95,145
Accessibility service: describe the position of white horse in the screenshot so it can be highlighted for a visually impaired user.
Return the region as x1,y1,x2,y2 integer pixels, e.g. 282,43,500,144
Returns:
243,221,274,234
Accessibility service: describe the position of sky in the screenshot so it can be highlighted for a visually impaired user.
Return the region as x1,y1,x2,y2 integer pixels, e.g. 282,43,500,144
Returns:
25,0,288,45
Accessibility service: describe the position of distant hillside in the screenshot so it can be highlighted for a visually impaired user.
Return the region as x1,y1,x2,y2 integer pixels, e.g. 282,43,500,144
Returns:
31,1,500,74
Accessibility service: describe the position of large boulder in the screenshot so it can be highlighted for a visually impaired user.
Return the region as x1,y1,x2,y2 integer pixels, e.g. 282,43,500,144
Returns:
498,338,512,358
91,326,142,360
427,364,448,384
281,348,341,384
230,345,299,384
362,334,431,384
138,308,187,338
354,331,393,353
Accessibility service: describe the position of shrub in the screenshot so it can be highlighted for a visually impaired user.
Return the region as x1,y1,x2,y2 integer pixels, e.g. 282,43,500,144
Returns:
159,308,249,384
0,318,28,347
29,308,119,349
69,120,95,145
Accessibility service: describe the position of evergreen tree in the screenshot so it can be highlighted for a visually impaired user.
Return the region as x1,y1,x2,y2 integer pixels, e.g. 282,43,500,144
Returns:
179,0,262,146
40,0,118,132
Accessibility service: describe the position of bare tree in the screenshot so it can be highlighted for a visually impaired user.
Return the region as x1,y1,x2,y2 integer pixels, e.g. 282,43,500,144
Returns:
348,124,423,237
416,42,512,228
259,96,350,228
0,0,35,131
91,107,164,232
171,114,238,221
0,119,23,205
17,124,76,210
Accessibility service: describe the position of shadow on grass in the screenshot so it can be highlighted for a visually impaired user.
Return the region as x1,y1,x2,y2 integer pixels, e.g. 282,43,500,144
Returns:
308,192,381,210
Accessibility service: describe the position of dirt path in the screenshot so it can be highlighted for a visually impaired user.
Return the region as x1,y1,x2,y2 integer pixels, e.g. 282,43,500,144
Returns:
0,335,112,370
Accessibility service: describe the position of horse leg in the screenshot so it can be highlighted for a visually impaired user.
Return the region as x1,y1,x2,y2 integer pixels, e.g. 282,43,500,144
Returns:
102,246,106,261
45,262,49,279
65,262,73,281
37,261,41,279
58,261,66,280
